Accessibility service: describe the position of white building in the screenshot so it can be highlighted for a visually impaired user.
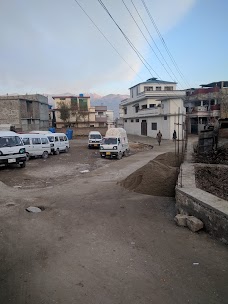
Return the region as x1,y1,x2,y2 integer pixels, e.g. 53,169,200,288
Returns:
120,78,186,140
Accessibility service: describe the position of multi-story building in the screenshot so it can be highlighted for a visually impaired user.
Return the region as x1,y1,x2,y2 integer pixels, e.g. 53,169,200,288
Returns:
52,94,113,128
0,94,49,132
120,78,186,139
185,81,228,134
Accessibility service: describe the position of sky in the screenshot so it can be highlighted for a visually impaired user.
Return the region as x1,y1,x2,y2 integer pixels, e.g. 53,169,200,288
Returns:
0,0,227,96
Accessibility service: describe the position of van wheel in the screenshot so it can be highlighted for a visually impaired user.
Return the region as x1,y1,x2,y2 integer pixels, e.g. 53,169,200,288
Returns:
55,149,60,155
26,153,30,161
20,162,26,168
42,151,49,159
124,149,130,157
65,146,69,153
117,152,123,160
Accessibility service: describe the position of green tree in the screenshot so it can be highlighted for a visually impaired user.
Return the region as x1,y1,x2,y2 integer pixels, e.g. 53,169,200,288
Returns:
58,101,70,126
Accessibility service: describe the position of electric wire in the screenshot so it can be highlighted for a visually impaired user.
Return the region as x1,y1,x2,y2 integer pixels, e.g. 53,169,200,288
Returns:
123,0,186,91
73,0,143,81
141,0,191,88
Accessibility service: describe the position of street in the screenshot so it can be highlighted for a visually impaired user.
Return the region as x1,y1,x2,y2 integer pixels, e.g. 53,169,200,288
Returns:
0,137,227,304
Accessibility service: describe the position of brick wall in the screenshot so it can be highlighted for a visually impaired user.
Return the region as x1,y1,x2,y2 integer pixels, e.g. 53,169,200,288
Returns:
56,127,108,137
0,99,20,127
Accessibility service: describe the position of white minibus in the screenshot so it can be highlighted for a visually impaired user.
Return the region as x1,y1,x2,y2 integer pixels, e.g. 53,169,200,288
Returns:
20,134,51,159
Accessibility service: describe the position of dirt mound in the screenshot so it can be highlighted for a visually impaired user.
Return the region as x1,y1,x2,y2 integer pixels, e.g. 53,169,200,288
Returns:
120,153,179,197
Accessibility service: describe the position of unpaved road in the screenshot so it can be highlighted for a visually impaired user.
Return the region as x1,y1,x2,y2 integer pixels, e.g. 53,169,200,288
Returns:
0,138,227,304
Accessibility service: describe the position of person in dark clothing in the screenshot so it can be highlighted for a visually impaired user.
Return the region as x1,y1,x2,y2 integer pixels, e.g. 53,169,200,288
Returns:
172,130,177,141
156,130,162,145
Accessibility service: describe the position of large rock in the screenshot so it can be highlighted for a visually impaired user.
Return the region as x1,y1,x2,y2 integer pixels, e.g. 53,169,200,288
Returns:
174,214,189,227
186,216,204,232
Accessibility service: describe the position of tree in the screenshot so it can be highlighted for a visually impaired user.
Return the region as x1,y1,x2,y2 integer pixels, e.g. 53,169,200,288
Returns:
58,101,70,126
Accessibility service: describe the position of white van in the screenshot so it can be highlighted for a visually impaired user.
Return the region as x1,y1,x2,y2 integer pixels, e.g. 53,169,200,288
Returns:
46,133,70,155
99,128,129,159
0,131,27,168
20,134,51,159
30,132,70,155
88,131,102,148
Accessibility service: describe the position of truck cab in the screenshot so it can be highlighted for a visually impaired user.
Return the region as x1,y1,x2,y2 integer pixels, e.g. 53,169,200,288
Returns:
99,128,129,159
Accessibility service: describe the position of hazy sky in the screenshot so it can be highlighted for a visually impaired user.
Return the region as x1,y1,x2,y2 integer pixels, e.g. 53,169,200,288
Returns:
0,0,227,95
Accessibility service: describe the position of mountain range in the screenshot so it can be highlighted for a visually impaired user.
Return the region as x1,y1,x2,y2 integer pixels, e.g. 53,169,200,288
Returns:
90,94,129,118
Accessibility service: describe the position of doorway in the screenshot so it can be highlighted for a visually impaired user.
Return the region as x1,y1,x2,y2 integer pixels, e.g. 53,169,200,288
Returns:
141,120,147,136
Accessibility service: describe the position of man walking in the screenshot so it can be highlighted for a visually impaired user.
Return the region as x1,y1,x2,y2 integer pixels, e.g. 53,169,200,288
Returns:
156,130,162,146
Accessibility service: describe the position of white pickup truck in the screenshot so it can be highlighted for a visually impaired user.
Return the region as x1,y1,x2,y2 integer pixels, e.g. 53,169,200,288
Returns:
99,128,129,159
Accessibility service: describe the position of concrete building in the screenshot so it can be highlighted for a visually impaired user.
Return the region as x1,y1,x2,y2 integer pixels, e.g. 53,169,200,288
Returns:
120,78,186,139
0,94,49,132
53,95,113,129
185,81,228,134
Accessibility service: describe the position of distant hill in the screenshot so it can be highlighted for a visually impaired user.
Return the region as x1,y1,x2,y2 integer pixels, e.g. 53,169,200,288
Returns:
90,94,129,118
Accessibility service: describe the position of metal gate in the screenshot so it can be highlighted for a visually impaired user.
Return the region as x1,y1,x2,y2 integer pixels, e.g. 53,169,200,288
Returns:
141,120,147,136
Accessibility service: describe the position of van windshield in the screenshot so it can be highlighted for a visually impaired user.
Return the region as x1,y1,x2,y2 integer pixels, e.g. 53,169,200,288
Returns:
47,136,54,142
0,136,23,148
102,137,117,145
90,134,101,139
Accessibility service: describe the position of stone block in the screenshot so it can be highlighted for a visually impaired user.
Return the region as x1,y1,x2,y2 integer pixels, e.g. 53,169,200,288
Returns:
186,216,204,232
174,214,189,227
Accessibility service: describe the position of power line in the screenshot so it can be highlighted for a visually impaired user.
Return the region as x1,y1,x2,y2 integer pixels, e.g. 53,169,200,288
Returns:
130,0,185,90
97,0,158,77
122,0,185,88
97,0,185,108
72,0,143,81
140,0,191,88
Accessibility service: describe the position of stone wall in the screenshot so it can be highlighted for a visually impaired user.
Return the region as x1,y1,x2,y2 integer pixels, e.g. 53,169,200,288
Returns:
175,137,228,244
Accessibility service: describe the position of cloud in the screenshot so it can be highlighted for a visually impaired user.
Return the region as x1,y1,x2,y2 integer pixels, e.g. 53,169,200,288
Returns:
0,0,196,95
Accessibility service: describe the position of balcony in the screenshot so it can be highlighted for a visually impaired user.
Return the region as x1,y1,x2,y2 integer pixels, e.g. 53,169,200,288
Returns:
95,115,107,123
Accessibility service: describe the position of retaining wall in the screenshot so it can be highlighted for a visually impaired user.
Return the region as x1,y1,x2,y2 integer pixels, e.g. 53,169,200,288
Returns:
175,138,228,244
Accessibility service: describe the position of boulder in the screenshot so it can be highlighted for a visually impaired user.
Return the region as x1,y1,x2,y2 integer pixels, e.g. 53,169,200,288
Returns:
186,216,204,232
174,214,189,227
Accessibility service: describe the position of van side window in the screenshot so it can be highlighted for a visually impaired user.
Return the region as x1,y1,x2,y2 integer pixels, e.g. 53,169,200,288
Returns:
55,137,59,142
41,138,48,144
59,136,64,142
23,138,30,145
64,136,67,141
32,138,41,145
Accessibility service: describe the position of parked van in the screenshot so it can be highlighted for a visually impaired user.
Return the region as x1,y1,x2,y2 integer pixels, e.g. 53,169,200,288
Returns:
0,131,26,168
46,133,70,154
99,128,129,159
30,132,70,154
20,134,51,159
88,131,102,148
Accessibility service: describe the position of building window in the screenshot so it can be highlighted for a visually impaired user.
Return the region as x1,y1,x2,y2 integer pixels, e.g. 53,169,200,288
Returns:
149,104,156,108
131,119,134,122
124,108,127,114
98,112,104,115
156,87,161,91
135,106,139,113
141,105,147,109
131,90,133,98
124,119,127,122
145,86,153,91
164,86,173,91
60,98,65,100
151,123,157,130
136,119,139,122
164,115,167,120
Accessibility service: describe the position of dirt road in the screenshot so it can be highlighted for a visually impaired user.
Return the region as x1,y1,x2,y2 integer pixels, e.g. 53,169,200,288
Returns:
0,138,227,304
